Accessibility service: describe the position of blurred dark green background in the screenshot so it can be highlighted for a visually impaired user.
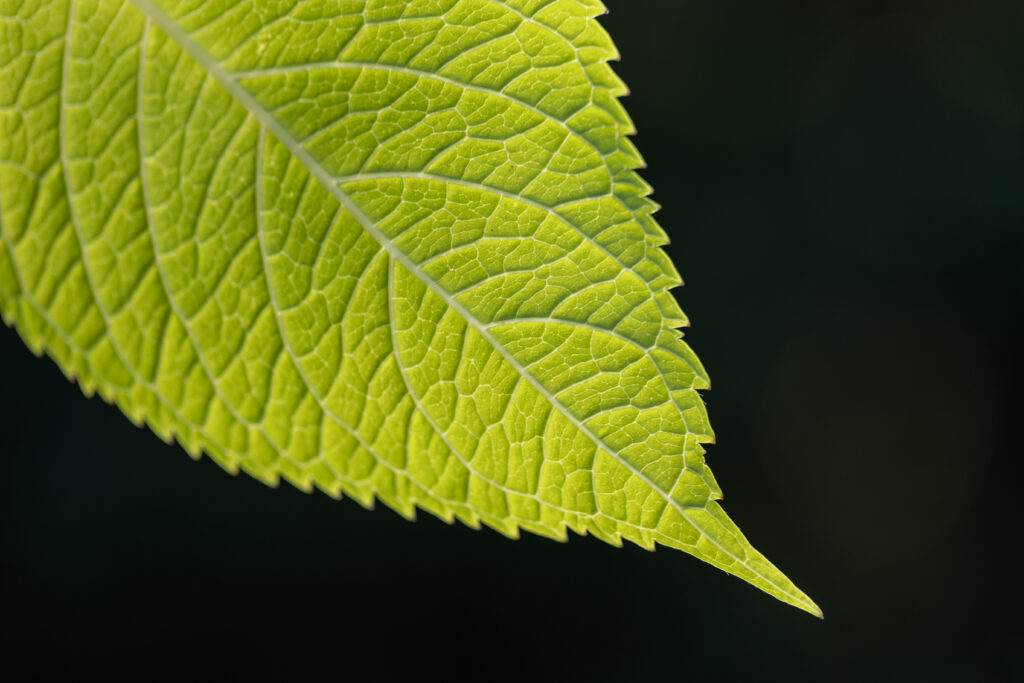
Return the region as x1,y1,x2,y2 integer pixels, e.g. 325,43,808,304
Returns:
3,0,1022,679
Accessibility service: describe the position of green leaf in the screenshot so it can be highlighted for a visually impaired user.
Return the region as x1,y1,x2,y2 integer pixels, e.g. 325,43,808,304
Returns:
0,0,819,615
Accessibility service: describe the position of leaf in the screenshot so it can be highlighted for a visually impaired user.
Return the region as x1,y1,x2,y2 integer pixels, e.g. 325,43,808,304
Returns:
0,0,819,615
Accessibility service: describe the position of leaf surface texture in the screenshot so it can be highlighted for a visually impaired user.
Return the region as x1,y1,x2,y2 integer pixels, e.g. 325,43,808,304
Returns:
0,0,818,614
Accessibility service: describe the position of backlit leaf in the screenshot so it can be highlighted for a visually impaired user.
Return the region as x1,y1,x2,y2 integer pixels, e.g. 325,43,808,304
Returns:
0,0,819,615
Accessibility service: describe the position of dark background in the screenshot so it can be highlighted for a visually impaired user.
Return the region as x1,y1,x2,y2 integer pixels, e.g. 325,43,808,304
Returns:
3,0,1022,679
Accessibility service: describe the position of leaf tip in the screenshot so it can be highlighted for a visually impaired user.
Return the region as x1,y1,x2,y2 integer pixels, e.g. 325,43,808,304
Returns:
750,562,822,618
788,590,824,619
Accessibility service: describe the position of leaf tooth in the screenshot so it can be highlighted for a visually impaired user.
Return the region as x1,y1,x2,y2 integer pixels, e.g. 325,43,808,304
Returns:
311,480,343,501
377,492,418,522
453,507,483,531
481,516,521,540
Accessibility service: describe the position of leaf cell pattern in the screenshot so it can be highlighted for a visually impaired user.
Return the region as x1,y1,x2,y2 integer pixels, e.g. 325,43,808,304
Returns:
0,0,818,613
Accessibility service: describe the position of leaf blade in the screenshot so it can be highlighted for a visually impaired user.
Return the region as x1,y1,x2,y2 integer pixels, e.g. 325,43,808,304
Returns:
0,0,818,615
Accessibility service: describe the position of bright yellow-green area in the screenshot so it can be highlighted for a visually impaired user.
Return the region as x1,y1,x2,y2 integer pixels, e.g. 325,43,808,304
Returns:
0,0,819,615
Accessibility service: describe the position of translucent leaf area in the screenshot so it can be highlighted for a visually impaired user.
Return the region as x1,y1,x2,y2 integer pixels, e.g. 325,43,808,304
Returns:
0,0,818,614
